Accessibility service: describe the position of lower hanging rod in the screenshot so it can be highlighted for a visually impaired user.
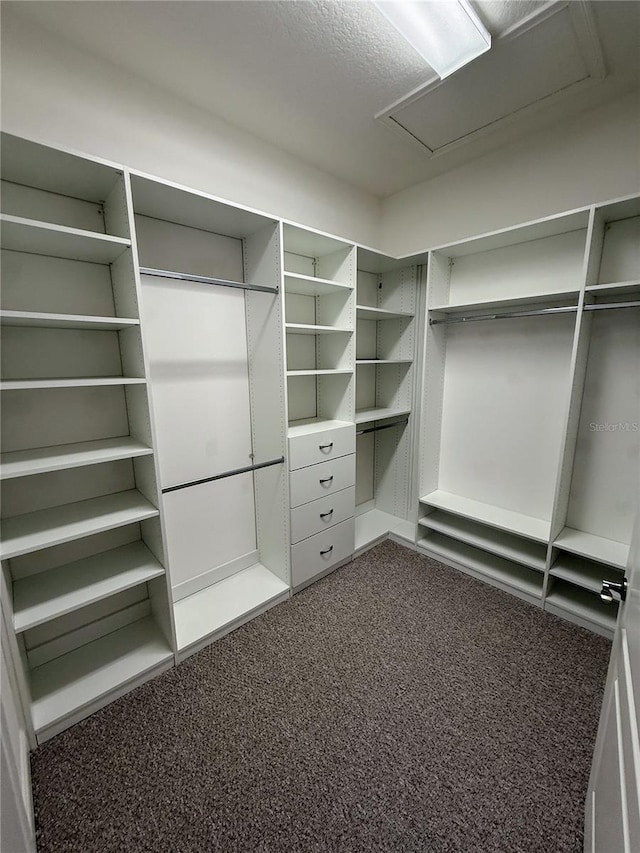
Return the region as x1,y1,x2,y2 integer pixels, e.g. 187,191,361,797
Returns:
584,300,640,311
162,456,285,494
429,305,577,325
139,266,279,295
357,418,409,436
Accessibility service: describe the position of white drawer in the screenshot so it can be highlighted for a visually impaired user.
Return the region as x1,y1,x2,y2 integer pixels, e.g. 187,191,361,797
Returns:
288,424,355,471
291,517,354,588
290,486,355,544
289,454,355,508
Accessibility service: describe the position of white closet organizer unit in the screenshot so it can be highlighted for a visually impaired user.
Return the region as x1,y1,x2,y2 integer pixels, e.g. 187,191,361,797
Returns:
546,196,640,635
130,174,289,658
354,248,419,552
417,210,590,610
0,133,174,743
283,224,357,589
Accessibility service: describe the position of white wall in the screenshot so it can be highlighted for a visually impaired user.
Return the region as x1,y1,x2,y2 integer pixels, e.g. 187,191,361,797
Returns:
0,9,380,248
381,93,640,256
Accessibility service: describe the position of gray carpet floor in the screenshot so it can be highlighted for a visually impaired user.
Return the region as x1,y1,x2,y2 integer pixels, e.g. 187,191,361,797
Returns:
30,540,611,853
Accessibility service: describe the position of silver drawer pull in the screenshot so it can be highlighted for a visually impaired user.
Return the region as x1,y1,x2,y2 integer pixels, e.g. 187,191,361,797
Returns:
319,476,334,485
320,545,334,556
320,509,334,519
319,442,334,451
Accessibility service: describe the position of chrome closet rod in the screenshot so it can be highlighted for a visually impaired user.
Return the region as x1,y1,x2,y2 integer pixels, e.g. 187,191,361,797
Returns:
162,456,285,494
356,418,409,436
139,266,279,295
584,300,640,311
429,305,577,326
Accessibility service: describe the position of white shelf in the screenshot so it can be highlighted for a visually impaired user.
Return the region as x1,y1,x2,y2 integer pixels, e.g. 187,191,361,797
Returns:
286,369,352,377
30,616,173,735
285,323,352,335
545,583,617,635
549,553,623,596
0,490,160,560
0,310,139,330
355,509,411,552
0,214,131,264
430,290,580,314
174,563,289,653
13,541,165,632
586,280,640,298
288,417,353,438
356,305,414,321
1,377,146,391
554,527,629,570
1,437,153,480
418,532,544,600
356,359,412,365
284,272,351,296
420,490,550,543
355,406,412,424
419,511,546,571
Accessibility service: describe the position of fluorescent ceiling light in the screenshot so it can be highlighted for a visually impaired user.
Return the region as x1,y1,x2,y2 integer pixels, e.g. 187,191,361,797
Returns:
373,0,491,79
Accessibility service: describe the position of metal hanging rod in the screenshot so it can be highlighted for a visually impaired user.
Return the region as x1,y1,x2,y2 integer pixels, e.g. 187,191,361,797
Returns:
584,300,640,312
356,418,409,436
429,305,577,326
139,267,279,295
162,456,285,494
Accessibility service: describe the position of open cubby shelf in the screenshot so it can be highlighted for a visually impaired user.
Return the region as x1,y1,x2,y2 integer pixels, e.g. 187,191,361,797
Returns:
356,305,414,321
553,527,629,570
285,273,351,296
549,552,623,596
285,323,352,335
430,290,580,314
544,581,618,635
0,311,140,330
0,214,131,264
0,437,153,480
356,406,412,424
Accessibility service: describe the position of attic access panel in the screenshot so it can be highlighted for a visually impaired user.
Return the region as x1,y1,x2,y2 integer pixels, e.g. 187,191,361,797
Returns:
377,2,605,157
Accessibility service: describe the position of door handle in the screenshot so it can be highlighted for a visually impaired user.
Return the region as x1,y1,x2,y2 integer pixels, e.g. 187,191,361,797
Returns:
600,577,627,604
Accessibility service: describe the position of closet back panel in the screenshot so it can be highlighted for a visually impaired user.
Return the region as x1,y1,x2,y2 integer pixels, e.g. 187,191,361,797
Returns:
598,216,640,283
0,180,106,233
566,309,640,544
356,434,375,505
447,230,587,304
1,328,122,380
438,314,575,520
140,276,253,488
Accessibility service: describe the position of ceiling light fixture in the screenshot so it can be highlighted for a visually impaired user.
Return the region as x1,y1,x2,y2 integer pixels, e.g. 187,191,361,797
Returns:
373,0,491,79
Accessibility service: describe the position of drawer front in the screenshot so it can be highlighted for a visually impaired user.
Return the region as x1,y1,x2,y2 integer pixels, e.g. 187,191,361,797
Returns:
291,518,355,588
289,454,355,508
290,486,355,544
288,425,355,471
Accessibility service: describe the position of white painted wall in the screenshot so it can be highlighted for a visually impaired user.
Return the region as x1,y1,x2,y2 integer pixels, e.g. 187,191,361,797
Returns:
0,9,380,248
381,93,640,256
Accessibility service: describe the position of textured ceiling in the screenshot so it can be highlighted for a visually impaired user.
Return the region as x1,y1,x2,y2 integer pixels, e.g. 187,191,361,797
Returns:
3,1,639,198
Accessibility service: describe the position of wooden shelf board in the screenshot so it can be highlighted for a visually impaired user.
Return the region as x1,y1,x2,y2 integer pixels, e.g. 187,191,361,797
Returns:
288,418,353,438
419,511,546,572
0,490,159,560
30,616,172,735
285,323,352,335
355,509,410,552
430,290,580,314
417,532,544,599
1,437,153,480
0,214,130,264
420,490,550,543
174,563,289,652
356,305,414,321
554,527,629,570
286,369,352,377
544,584,617,633
1,377,146,391
550,553,624,596
14,541,164,633
355,406,411,424
284,272,351,296
356,359,413,365
0,310,139,330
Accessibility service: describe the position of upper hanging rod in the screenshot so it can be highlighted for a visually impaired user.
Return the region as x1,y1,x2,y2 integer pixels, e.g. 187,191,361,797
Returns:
429,305,577,326
139,266,279,295
356,418,409,436
162,456,284,494
584,300,640,312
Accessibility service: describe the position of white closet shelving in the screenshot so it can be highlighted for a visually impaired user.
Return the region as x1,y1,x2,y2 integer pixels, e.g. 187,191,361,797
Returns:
0,133,174,743
354,248,419,552
282,225,356,589
417,209,591,611
130,174,289,659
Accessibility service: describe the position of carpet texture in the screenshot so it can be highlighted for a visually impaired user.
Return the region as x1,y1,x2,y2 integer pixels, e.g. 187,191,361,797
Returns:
30,540,611,853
